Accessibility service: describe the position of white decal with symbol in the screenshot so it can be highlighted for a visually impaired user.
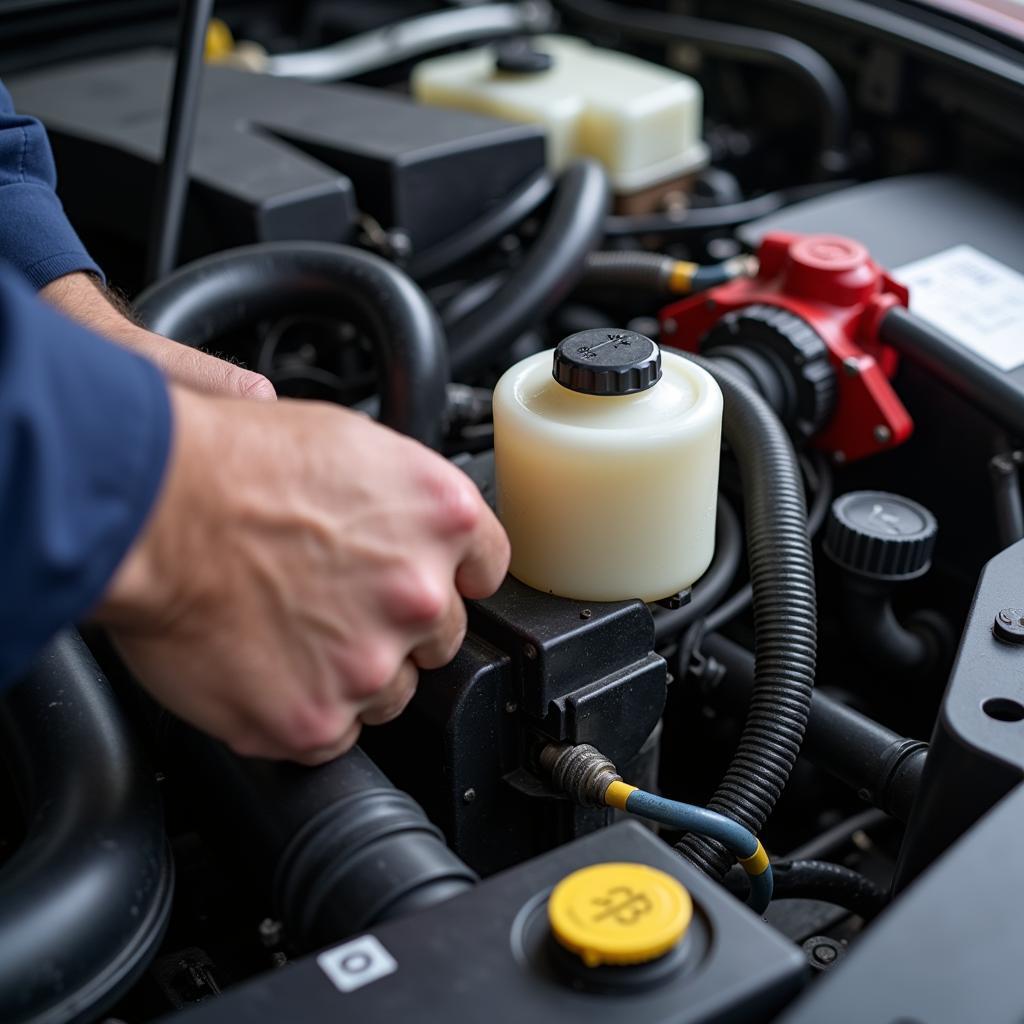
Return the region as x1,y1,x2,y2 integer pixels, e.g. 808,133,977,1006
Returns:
317,935,397,994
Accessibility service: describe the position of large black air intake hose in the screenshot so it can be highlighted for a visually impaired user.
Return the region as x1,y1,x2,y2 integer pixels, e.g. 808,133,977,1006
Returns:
135,241,449,448
675,355,818,880
165,730,476,951
0,632,172,1024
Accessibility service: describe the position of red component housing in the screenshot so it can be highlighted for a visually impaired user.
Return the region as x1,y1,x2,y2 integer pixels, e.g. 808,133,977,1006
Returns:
660,232,913,463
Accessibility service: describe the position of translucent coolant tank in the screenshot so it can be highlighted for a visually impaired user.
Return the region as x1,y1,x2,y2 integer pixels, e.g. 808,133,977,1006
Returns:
492,330,722,603
412,35,707,198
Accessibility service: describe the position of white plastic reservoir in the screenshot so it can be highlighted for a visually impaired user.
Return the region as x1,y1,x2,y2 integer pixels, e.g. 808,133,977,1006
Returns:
412,35,707,197
492,330,722,603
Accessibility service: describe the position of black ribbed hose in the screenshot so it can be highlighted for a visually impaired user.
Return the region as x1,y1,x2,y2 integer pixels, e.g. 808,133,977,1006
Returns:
162,730,476,952
675,355,817,880
724,859,887,919
136,241,449,448
448,160,610,378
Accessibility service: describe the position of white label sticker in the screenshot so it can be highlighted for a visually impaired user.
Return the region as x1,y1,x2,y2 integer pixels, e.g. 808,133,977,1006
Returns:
317,935,397,994
895,245,1024,371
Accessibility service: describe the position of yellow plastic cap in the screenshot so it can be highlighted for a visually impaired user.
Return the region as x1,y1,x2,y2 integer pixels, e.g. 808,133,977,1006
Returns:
548,862,693,968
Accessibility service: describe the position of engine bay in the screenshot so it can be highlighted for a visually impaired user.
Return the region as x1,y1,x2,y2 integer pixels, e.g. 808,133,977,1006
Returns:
2,1,1024,1021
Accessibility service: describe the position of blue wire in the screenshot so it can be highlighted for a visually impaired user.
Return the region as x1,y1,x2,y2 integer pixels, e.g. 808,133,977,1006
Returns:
621,789,774,914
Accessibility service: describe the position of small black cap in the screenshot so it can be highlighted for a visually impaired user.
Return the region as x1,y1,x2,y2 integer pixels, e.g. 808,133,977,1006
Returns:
824,491,938,581
494,39,553,74
553,329,662,396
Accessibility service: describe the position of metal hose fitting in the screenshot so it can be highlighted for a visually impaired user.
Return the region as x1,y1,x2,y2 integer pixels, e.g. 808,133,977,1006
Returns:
540,743,621,807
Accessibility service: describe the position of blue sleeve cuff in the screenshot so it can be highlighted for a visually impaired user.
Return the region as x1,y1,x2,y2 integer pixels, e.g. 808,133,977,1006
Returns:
0,181,104,289
0,267,171,685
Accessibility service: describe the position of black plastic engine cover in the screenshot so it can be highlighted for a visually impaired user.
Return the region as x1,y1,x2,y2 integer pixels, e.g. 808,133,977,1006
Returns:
7,49,545,267
164,821,806,1024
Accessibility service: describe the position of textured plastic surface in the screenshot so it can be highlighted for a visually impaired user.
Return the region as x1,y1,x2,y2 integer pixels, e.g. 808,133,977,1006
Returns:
413,35,707,193
553,329,662,396
493,346,722,602
662,232,912,462
823,490,938,581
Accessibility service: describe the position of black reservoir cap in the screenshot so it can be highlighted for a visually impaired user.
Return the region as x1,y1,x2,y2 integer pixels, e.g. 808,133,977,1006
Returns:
553,329,662,396
824,490,938,581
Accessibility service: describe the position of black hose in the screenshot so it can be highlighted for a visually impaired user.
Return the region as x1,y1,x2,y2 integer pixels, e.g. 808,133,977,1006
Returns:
724,858,888,919
448,160,610,378
785,807,893,862
674,356,817,881
702,633,926,822
136,241,449,448
990,450,1024,549
557,0,850,173
409,170,554,281
836,576,942,678
583,251,679,292
702,451,832,635
654,494,743,644
162,730,476,952
604,181,854,239
146,0,213,283
0,632,173,1024
881,306,1024,439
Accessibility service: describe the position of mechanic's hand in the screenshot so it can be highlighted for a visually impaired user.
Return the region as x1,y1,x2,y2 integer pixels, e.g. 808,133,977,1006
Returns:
95,386,510,764
41,272,276,400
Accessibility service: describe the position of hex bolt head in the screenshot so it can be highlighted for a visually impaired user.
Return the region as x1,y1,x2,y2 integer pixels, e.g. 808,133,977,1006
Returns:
994,608,1024,645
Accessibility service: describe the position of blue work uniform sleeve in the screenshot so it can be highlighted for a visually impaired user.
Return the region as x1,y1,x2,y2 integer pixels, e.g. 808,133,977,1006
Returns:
0,79,103,289
0,266,171,686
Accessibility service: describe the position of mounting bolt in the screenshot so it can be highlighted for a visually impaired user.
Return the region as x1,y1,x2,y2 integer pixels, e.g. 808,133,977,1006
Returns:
994,608,1024,645
258,918,283,949
462,787,477,804
802,935,845,972
523,643,538,660
873,424,892,444
580,608,592,620
504,700,518,714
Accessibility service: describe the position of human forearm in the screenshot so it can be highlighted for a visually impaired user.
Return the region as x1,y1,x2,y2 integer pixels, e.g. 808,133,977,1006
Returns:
40,271,275,399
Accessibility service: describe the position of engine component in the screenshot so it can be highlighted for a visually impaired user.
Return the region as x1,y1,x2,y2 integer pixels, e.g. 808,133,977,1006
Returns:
413,34,708,208
362,565,667,876
558,0,850,174
447,159,610,378
134,241,448,449
540,744,774,912
162,735,476,953
262,2,556,83
158,822,807,1024
824,491,947,677
0,632,173,1024
7,50,545,266
581,251,757,296
701,633,927,823
673,355,817,883
779,783,1024,1024
492,330,723,602
740,174,1024,436
661,232,914,462
896,537,1024,887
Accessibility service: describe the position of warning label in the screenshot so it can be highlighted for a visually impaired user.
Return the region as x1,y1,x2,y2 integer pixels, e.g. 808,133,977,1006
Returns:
895,245,1024,372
